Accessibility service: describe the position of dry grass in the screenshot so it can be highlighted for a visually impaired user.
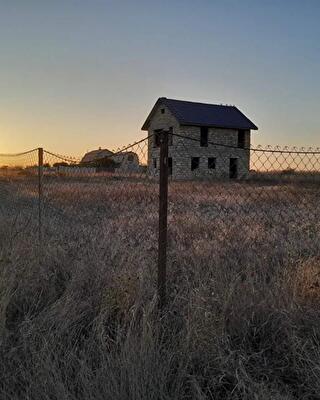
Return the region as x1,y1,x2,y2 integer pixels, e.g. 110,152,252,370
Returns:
0,175,320,399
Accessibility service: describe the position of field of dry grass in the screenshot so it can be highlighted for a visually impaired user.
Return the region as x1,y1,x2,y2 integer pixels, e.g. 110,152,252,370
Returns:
0,174,320,399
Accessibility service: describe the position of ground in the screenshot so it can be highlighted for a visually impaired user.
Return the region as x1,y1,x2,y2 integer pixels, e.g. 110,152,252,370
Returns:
0,173,320,399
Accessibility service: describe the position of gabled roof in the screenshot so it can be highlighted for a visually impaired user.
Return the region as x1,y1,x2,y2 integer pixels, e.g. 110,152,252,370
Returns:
81,148,138,164
141,97,258,131
81,148,114,163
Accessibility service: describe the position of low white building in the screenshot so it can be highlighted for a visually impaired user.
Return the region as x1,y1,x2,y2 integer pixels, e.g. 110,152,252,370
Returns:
81,148,139,171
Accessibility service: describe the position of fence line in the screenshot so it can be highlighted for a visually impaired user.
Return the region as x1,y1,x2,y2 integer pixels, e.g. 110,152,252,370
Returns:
0,148,39,157
172,132,320,154
43,150,80,164
1,132,320,307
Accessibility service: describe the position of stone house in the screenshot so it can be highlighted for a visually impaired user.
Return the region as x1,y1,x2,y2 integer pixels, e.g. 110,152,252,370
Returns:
141,97,258,179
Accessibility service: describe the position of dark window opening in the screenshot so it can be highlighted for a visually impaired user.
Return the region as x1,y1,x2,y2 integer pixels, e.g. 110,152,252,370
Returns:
229,158,238,179
238,130,246,149
208,157,216,169
191,157,200,171
168,127,173,146
200,127,208,147
161,108,165,114
168,157,172,175
153,158,157,169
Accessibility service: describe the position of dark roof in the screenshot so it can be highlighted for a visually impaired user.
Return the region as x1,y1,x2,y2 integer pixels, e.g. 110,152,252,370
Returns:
141,97,258,131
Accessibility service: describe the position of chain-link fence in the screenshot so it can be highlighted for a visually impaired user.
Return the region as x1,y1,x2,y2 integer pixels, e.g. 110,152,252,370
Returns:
0,149,39,257
40,139,159,295
164,133,320,302
1,133,320,305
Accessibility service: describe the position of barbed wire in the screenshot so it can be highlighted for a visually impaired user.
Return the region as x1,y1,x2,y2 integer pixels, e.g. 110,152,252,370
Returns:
2,139,320,165
171,133,320,154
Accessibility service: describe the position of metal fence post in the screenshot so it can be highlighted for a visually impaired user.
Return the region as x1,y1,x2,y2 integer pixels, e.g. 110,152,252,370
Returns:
158,130,169,308
38,147,43,246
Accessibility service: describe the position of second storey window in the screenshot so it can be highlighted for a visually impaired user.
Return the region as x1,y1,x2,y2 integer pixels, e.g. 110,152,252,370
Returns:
238,130,246,149
200,127,208,147
191,157,200,171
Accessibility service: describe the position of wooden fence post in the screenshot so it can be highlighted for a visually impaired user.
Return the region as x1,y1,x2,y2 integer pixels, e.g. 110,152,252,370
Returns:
38,147,43,246
158,130,169,308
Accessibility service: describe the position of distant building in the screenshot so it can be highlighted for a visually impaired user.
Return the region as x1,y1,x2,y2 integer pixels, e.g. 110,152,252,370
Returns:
81,148,114,164
81,148,139,171
142,97,258,179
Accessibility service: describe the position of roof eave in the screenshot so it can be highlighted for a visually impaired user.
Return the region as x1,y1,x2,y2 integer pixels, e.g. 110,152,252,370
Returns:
180,122,258,130
141,97,165,131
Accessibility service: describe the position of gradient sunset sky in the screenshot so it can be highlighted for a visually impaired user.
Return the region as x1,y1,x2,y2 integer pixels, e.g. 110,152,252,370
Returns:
0,0,319,156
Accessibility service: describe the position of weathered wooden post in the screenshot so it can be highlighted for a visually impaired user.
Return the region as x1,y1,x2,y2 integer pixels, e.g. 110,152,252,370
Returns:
38,147,43,246
158,130,169,308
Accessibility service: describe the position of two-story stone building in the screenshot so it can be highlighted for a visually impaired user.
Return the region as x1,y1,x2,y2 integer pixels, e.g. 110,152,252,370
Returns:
142,97,258,179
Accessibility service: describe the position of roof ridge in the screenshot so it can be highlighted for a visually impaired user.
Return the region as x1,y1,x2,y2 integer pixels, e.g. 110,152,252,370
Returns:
163,97,236,108
85,148,114,154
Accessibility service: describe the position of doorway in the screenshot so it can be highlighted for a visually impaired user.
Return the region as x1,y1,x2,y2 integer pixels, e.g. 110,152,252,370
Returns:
168,157,172,176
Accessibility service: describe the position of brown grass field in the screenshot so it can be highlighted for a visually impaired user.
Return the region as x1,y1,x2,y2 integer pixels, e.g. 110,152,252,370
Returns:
0,173,320,399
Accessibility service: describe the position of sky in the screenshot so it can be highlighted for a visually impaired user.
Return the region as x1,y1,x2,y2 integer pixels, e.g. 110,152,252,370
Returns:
0,0,319,156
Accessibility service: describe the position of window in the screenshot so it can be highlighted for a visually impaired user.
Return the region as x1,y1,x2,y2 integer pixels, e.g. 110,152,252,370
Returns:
168,127,173,146
161,108,165,114
238,130,246,149
168,157,172,175
200,127,208,147
229,158,238,179
191,157,200,171
208,157,216,169
153,158,157,169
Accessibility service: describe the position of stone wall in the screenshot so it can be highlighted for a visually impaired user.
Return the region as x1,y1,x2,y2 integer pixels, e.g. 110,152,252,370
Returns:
147,105,251,180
